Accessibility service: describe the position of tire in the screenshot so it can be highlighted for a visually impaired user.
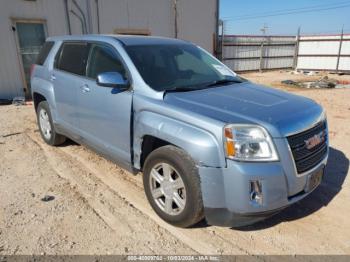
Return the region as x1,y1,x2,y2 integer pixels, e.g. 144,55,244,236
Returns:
36,101,66,146
143,145,204,228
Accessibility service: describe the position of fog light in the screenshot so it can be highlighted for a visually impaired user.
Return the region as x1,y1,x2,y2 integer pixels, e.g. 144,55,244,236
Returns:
250,180,263,205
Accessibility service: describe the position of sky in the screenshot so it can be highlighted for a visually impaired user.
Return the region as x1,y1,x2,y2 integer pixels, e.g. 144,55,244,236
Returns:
219,0,350,35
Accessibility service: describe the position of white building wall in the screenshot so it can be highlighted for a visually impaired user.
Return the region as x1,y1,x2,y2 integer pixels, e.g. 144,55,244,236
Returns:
97,0,175,37
0,0,218,99
177,0,217,53
0,0,69,99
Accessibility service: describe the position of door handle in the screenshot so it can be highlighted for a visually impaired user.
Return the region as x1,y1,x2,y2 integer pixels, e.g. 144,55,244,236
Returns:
50,74,56,81
80,84,90,93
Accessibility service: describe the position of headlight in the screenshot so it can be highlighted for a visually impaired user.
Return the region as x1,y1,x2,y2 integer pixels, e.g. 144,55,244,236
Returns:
223,124,278,161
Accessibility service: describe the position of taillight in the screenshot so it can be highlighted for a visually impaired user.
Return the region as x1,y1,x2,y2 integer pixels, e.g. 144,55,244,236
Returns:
30,64,35,78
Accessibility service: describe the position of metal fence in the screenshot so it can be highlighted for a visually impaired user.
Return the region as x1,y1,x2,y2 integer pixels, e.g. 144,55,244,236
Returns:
221,35,296,72
297,34,350,72
220,33,350,73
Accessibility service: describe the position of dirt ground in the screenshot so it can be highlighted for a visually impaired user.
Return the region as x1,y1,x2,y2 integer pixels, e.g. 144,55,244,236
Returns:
0,71,349,255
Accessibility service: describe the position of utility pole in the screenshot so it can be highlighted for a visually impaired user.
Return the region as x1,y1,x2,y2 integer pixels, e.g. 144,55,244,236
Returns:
260,23,268,35
259,23,268,72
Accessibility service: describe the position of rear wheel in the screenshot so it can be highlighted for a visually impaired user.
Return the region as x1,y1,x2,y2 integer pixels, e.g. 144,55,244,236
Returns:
143,145,204,227
37,101,66,146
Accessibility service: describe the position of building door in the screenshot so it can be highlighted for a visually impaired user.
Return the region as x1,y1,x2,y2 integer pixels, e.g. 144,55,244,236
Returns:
14,20,46,96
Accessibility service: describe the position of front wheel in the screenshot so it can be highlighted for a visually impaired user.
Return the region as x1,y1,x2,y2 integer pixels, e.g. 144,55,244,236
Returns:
143,145,204,228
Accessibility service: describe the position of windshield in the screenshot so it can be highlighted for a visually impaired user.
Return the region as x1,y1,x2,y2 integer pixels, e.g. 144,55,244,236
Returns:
125,44,245,92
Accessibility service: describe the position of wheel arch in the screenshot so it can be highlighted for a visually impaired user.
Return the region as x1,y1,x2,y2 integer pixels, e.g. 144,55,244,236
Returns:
140,135,174,170
31,76,58,122
33,92,47,112
133,111,225,170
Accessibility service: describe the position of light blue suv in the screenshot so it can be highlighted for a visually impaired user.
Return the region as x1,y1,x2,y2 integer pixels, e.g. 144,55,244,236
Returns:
31,35,328,228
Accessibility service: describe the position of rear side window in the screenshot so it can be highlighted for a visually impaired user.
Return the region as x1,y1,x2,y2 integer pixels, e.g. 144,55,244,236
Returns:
55,42,90,76
36,41,54,65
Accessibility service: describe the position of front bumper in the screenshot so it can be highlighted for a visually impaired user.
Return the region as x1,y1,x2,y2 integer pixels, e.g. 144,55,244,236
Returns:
198,154,328,227
204,206,285,228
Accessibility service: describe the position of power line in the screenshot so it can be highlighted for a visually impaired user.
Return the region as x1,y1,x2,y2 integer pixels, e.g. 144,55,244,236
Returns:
225,4,350,21
223,2,350,21
223,27,350,36
298,28,350,35
222,1,350,19
222,0,350,19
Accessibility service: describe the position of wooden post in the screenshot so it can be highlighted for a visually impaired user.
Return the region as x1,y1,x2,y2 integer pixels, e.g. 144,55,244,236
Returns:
259,41,264,72
336,26,344,73
293,27,300,70
220,20,225,61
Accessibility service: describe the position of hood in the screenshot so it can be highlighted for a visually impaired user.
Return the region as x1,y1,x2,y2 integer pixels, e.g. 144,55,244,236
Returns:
163,82,324,138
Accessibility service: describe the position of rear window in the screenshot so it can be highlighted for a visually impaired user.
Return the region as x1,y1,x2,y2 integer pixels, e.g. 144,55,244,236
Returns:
36,41,54,65
55,42,90,76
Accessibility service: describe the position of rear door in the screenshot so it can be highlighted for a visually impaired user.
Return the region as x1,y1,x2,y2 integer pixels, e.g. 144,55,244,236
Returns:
52,41,90,133
77,42,133,168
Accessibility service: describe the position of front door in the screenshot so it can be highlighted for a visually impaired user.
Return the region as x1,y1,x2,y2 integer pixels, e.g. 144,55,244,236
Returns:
15,21,46,96
77,43,133,168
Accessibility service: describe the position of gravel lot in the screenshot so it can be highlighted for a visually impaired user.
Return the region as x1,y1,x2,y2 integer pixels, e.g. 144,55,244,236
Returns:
0,71,349,255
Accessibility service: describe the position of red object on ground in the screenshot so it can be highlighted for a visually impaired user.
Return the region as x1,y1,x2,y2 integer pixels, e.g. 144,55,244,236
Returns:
338,80,350,85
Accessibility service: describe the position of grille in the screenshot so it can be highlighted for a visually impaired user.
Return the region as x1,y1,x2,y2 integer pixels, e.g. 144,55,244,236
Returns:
287,121,327,174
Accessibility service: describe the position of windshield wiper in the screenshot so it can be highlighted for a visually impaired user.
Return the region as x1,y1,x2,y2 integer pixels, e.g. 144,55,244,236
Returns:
164,86,200,93
163,78,244,96
205,78,243,87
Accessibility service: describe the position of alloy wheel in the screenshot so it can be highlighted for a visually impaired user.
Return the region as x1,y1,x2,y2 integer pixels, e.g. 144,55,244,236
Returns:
39,108,52,140
149,162,186,216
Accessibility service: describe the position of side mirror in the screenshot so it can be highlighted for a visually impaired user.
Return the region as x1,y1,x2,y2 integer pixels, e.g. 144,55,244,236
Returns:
96,72,129,89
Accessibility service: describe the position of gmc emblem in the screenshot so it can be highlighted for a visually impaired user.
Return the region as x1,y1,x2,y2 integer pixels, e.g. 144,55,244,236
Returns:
305,131,325,150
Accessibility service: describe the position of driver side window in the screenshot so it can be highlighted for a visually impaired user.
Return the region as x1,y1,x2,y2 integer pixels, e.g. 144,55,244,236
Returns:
87,44,126,80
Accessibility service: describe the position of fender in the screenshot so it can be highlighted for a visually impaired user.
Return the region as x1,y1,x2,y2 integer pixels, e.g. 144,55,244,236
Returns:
31,76,58,122
133,110,226,170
